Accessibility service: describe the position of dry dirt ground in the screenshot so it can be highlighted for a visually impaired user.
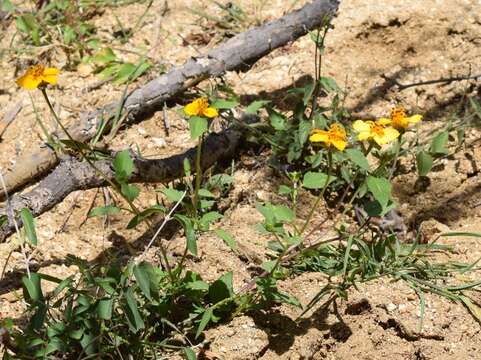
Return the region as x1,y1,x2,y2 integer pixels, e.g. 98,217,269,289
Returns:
1,0,481,359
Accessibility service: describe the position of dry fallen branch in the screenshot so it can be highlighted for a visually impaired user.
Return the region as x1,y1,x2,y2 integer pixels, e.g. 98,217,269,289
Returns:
0,116,256,242
0,0,340,200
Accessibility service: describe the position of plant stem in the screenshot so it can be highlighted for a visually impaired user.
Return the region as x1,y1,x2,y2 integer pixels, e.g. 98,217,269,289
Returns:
300,151,332,235
388,135,402,180
193,135,203,217
28,92,54,146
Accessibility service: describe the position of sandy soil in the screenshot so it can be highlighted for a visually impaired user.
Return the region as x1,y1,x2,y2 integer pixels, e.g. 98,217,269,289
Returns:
1,0,481,358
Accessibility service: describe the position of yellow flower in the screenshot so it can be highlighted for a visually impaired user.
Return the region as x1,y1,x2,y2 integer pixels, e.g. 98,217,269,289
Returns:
352,120,399,146
184,98,218,118
378,106,422,131
309,124,347,151
16,65,59,90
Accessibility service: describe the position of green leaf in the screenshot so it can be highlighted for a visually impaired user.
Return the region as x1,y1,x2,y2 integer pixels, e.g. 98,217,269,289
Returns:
113,62,136,84
302,171,335,189
97,298,113,320
268,109,286,130
80,332,96,356
211,99,238,109
1,0,14,12
198,188,215,198
91,47,116,65
99,63,120,79
278,185,292,196
175,215,197,256
298,119,311,146
195,308,213,338
186,280,209,291
121,183,140,202
45,337,65,355
22,273,43,303
273,205,295,223
52,277,72,298
124,288,144,332
430,131,449,155
130,61,151,81
88,205,121,218
199,211,223,230
214,229,237,251
16,14,38,34
303,79,315,105
366,176,391,210
256,202,275,225
245,100,270,114
319,76,340,92
127,204,165,229
20,208,37,246
162,187,185,202
189,116,208,139
113,150,134,181
209,272,233,304
183,347,197,360
62,25,77,44
416,151,433,177
441,232,481,238
0,214,7,227
133,263,152,300
345,148,370,171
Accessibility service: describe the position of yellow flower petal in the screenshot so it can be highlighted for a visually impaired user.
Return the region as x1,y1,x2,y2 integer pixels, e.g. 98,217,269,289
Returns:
406,114,422,124
309,132,329,143
16,75,42,90
16,65,60,90
352,120,371,133
41,75,58,85
377,118,391,126
184,102,200,116
202,107,218,118
43,67,60,76
381,127,400,143
331,138,347,151
357,131,371,141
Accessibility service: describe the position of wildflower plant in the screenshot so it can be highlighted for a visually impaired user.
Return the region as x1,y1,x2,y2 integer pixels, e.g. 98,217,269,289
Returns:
4,19,481,360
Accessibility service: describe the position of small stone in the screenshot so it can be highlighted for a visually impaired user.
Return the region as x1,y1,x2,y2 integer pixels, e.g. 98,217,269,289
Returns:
386,303,397,312
152,137,167,148
137,127,147,136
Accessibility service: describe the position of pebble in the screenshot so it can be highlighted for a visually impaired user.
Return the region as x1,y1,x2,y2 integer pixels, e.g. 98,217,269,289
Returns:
152,137,167,148
386,303,397,312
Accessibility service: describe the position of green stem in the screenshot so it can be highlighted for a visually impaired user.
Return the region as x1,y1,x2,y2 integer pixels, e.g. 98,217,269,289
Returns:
193,135,203,217
300,151,332,235
29,92,54,145
388,135,402,180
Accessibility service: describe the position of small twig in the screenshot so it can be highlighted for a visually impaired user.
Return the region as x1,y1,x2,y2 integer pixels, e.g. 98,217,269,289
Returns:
0,102,22,140
136,191,186,264
56,193,81,234
381,73,481,91
162,101,170,137
78,188,100,228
